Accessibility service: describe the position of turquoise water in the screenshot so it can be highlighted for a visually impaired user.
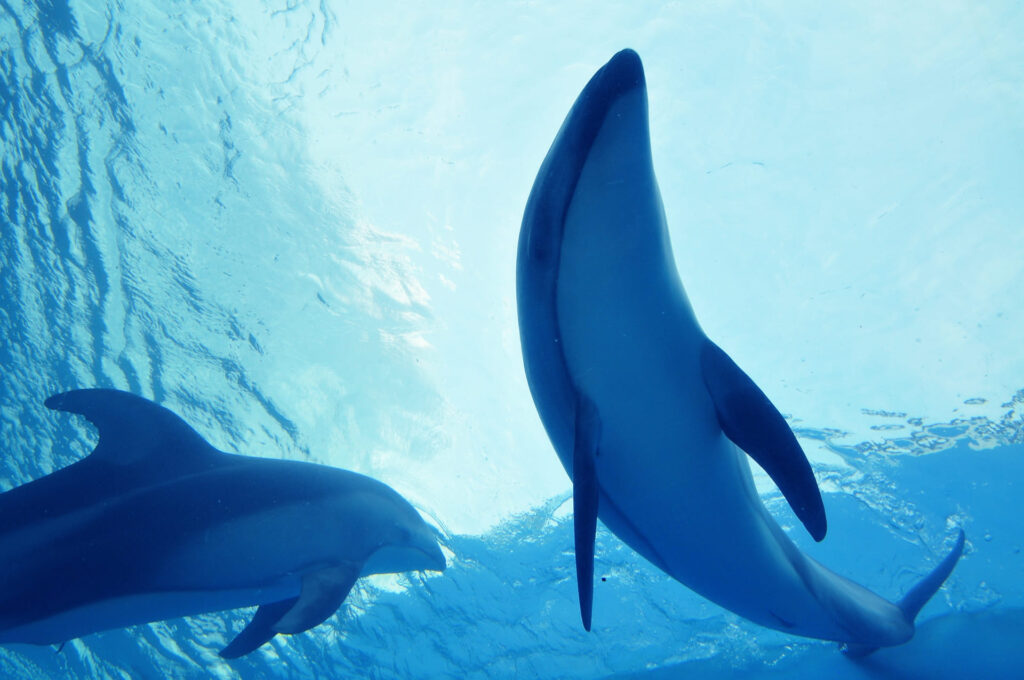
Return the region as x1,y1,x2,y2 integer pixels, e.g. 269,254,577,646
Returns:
2,1,1023,677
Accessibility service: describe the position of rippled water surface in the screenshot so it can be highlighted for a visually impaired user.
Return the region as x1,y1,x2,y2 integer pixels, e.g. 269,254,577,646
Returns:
2,1,1023,678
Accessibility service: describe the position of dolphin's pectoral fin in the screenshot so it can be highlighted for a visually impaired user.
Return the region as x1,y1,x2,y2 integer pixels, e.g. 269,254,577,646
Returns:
573,393,602,632
272,564,361,635
44,388,224,469
219,597,298,659
700,340,827,542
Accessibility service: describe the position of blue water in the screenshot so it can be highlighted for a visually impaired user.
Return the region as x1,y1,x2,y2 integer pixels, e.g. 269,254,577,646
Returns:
2,1,1023,678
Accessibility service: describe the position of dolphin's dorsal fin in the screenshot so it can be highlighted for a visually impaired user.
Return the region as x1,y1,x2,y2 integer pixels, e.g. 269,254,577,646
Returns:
572,393,602,632
700,341,827,542
219,597,298,659
0,390,229,534
272,564,361,635
45,388,223,471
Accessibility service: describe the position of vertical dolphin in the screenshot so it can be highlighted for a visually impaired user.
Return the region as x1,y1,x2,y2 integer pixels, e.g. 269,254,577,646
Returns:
0,389,446,658
516,49,964,651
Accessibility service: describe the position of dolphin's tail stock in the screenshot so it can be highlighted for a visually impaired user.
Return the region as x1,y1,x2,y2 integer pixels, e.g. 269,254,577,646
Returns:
843,529,966,658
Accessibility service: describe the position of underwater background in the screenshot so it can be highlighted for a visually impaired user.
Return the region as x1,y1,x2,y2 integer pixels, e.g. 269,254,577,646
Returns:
1,1,1023,678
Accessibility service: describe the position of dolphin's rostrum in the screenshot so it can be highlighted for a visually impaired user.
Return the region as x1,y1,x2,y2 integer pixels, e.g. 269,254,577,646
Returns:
516,48,964,651
0,389,446,658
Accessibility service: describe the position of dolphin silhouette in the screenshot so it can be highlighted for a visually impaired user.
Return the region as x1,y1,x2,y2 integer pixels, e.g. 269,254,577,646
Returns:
0,389,446,658
516,49,964,652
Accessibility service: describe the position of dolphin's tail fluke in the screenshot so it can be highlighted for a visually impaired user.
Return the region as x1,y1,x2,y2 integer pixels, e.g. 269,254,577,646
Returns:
898,529,966,623
844,530,966,658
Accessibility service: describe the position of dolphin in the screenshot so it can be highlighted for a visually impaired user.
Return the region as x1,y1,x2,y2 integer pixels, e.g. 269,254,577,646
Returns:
0,388,446,658
516,49,964,652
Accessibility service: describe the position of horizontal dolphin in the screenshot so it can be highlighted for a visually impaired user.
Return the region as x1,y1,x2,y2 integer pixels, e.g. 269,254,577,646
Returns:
0,389,446,658
516,48,964,652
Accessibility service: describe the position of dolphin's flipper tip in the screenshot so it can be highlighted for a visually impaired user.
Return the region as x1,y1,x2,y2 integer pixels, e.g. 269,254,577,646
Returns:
575,504,595,631
573,395,602,632
219,598,297,659
700,340,827,541
579,590,593,632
